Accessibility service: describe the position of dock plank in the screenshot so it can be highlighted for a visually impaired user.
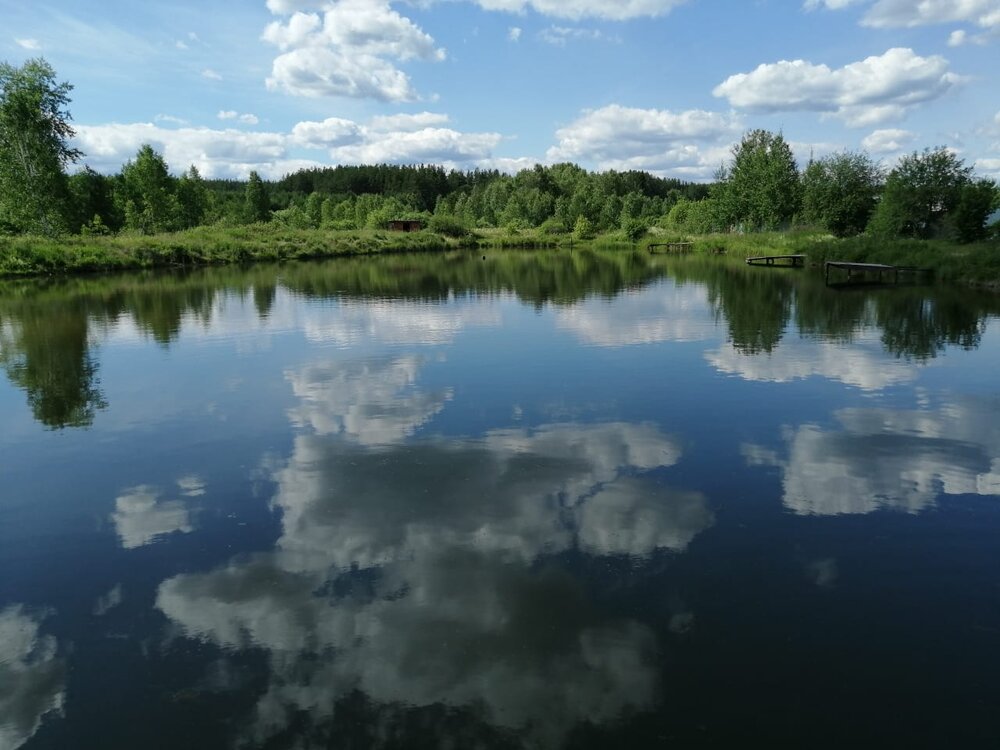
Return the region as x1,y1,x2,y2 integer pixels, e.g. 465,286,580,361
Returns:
746,254,806,267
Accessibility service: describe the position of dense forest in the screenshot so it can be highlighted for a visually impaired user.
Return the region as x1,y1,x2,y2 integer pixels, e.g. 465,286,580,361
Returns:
1,58,998,245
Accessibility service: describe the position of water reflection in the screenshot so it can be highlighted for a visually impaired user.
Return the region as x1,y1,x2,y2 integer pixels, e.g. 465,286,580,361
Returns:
555,283,715,346
301,300,501,347
4,253,1000,747
744,396,1000,515
3,254,1000,431
0,606,65,750
111,484,196,549
706,331,921,390
0,304,106,429
156,350,710,744
287,356,452,446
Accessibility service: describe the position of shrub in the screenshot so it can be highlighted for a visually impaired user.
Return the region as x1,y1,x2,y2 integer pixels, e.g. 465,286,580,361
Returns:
621,218,647,243
573,215,595,240
428,213,471,237
539,217,568,234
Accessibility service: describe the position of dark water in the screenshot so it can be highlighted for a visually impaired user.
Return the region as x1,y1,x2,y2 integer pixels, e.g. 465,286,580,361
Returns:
2,250,1000,748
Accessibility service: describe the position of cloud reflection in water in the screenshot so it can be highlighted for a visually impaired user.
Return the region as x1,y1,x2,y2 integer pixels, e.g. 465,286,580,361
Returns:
0,606,65,750
158,384,711,744
744,396,1000,515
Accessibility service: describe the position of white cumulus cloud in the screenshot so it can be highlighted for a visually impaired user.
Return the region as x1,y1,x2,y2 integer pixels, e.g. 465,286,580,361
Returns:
948,29,968,45
14,38,42,50
861,127,915,154
330,127,504,168
714,48,961,127
262,1,445,102
72,113,511,179
547,104,742,179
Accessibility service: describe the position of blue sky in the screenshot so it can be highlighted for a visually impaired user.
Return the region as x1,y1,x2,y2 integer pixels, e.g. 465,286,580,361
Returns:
3,0,999,180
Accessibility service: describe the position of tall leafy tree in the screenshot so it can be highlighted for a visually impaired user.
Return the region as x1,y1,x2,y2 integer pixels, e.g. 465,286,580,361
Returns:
176,165,209,229
68,166,118,233
117,145,179,234
715,129,801,231
802,151,883,237
244,170,270,223
868,147,973,239
0,58,81,234
950,179,998,244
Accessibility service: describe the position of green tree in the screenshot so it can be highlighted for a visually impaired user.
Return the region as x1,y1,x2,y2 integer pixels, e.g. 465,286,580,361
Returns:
304,191,324,228
175,165,208,229
0,58,81,234
715,129,801,231
801,151,883,237
68,166,118,233
244,170,270,223
868,147,972,239
573,215,595,239
949,179,998,244
117,145,179,234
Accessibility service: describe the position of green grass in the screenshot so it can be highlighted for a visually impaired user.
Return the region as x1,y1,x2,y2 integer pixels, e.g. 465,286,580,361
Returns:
3,225,1000,288
638,230,1000,287
0,225,464,277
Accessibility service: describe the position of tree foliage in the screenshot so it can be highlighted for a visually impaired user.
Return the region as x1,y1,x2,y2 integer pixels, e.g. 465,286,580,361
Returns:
868,147,973,239
802,151,883,237
176,166,209,230
117,145,180,234
0,65,996,250
950,179,999,244
244,171,270,223
0,58,81,234
714,130,801,231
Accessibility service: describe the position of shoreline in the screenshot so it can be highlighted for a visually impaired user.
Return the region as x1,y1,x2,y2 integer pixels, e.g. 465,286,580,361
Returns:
2,226,999,289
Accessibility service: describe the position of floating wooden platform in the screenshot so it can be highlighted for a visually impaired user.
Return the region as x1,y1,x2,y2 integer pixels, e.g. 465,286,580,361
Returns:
746,254,806,267
649,242,693,254
824,261,933,286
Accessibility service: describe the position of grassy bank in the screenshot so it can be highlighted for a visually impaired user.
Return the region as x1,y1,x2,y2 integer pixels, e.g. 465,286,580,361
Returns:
3,225,1000,288
0,225,466,277
639,230,1000,288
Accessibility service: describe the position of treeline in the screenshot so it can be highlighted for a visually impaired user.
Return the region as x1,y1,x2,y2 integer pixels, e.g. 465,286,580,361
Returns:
665,130,999,244
1,58,997,244
25,153,715,239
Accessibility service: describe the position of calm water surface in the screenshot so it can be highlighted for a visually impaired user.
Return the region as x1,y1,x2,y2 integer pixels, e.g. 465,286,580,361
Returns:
2,250,1000,748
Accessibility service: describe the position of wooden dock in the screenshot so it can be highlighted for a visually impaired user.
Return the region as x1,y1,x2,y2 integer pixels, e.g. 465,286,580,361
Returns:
824,261,933,286
746,254,806,267
649,242,693,254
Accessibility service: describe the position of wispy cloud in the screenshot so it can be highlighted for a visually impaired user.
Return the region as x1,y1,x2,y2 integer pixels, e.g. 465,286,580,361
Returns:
539,25,618,46
154,114,188,125
14,38,42,50
218,110,259,124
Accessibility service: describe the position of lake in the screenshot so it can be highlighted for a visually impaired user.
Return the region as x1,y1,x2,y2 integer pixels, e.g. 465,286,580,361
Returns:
2,250,1000,748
